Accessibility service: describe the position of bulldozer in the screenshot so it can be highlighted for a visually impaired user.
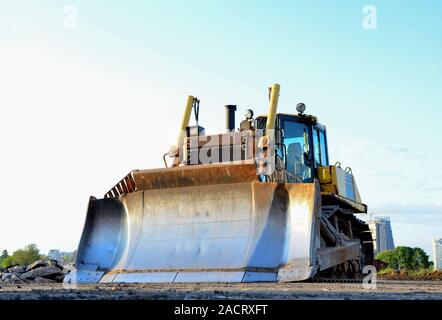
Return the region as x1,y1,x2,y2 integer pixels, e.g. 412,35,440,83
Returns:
66,83,373,284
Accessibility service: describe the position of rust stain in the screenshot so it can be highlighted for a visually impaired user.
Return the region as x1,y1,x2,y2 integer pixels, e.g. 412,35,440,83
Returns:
133,162,258,191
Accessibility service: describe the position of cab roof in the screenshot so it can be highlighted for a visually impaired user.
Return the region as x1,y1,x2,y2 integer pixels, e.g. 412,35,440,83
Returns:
256,113,325,130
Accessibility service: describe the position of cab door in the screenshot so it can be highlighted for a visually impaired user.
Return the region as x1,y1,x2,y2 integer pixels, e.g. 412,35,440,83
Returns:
279,115,314,183
312,125,329,168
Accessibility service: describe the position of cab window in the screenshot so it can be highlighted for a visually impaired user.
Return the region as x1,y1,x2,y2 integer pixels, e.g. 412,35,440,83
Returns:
319,130,328,165
313,128,328,167
283,120,312,182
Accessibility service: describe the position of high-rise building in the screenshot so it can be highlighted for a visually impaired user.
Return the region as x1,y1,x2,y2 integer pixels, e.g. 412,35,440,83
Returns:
368,216,395,255
433,239,442,271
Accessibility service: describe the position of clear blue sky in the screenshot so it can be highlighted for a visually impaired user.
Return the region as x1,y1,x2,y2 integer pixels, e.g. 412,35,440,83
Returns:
0,1,441,258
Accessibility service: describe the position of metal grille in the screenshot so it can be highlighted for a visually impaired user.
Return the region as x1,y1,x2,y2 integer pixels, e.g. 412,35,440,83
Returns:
104,171,136,198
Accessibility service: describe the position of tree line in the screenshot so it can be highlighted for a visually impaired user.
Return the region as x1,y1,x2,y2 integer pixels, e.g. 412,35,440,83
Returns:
0,244,74,269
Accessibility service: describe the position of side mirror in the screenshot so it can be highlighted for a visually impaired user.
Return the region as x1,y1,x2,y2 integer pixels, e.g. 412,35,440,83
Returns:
303,144,312,163
303,131,312,162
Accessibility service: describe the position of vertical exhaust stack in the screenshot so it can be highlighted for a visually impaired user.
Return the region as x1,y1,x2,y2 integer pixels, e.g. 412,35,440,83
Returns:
225,105,237,133
258,83,280,176
177,95,196,149
266,83,280,131
170,95,195,167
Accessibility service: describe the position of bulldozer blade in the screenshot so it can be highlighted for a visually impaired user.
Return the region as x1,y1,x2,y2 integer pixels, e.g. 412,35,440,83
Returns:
67,180,321,284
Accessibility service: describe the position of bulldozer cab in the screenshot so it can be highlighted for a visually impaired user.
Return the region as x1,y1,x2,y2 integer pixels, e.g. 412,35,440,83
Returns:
256,113,329,183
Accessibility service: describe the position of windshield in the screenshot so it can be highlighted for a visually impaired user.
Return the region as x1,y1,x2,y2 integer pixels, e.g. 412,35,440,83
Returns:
283,120,312,182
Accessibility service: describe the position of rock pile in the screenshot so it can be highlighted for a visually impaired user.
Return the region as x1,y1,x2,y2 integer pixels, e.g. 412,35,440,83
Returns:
0,260,67,284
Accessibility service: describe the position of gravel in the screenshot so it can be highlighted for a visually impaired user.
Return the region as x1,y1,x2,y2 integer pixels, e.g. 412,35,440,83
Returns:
0,281,441,300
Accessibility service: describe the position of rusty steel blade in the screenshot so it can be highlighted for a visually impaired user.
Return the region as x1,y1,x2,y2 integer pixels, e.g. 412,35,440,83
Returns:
70,176,322,284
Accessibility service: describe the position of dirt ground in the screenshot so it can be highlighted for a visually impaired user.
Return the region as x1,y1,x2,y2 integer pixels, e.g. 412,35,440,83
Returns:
0,281,441,300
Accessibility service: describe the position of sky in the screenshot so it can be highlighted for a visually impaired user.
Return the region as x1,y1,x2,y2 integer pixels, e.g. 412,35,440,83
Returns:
0,0,441,259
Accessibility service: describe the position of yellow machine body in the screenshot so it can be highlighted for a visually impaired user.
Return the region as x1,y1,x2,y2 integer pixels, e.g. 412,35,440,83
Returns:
317,165,362,204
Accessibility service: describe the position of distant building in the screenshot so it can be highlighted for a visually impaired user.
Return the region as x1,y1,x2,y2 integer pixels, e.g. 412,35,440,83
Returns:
47,249,74,263
433,239,442,271
368,216,395,255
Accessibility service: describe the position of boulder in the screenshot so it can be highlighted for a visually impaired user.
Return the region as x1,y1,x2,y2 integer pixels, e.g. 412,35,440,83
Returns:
8,266,26,274
26,260,47,272
10,274,25,283
0,273,24,284
63,264,75,271
34,277,56,283
48,259,59,267
48,260,64,271
54,274,66,282
1,273,12,280
21,266,62,280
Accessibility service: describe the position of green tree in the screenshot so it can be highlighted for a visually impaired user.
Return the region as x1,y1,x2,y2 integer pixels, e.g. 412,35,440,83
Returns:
395,246,415,269
376,246,431,271
1,244,42,267
412,247,431,269
10,244,41,266
0,250,10,268
0,256,14,269
376,249,398,269
1,250,8,259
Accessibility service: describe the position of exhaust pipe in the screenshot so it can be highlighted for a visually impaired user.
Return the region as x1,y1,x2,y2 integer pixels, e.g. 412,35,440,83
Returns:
169,95,195,167
266,84,280,131
225,105,237,132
